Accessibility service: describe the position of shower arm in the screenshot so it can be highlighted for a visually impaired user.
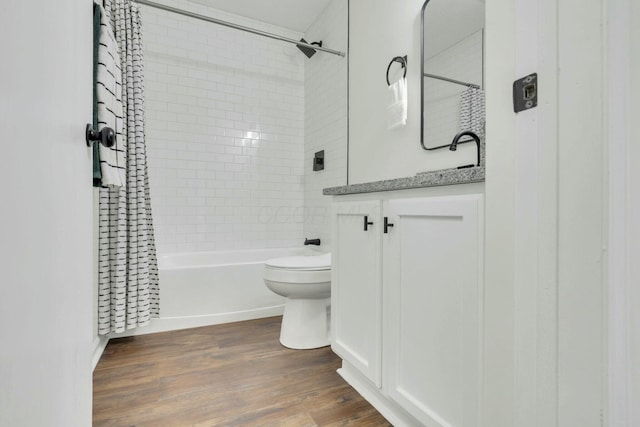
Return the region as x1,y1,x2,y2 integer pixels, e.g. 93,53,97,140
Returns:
133,0,346,57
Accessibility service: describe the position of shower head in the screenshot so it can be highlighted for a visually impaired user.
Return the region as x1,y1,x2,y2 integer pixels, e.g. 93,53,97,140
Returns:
296,38,322,58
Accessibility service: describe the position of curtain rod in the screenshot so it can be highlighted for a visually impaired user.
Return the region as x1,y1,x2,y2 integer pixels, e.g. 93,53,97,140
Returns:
423,73,480,89
133,0,346,57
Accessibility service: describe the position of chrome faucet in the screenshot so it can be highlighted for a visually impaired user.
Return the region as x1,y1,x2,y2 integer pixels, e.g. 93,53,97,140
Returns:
449,131,481,167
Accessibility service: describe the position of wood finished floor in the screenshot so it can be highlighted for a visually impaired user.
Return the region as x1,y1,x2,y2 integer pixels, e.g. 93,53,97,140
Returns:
93,316,391,426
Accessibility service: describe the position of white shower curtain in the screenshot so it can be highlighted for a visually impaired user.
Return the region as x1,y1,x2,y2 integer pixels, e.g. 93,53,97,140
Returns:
98,0,159,335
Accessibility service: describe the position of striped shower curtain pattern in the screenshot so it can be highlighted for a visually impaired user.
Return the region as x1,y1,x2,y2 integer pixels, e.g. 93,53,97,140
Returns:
95,3,127,188
460,86,485,138
98,0,159,335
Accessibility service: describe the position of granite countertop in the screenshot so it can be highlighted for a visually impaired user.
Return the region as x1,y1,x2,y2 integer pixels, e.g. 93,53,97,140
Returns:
323,165,485,196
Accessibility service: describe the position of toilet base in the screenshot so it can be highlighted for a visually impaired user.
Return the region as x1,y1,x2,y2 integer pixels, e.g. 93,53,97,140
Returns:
279,297,330,349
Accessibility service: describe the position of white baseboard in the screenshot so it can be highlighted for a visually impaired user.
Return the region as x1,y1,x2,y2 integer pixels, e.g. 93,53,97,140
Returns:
109,305,285,338
337,361,421,427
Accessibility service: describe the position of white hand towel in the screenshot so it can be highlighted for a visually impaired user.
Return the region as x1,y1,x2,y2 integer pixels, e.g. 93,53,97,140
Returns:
387,77,408,130
96,4,126,187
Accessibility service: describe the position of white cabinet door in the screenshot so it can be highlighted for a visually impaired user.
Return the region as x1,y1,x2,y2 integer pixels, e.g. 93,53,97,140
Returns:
332,200,383,387
383,195,484,426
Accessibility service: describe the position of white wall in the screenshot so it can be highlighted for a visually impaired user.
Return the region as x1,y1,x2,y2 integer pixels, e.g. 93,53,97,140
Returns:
482,0,517,423
303,0,348,250
348,0,479,184
556,0,605,424
142,0,306,253
631,2,640,420
608,0,640,424
0,0,93,425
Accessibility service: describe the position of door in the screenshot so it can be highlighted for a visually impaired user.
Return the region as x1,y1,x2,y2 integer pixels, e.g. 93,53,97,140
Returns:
331,200,383,387
0,0,94,425
383,195,483,426
483,0,609,425
608,1,640,424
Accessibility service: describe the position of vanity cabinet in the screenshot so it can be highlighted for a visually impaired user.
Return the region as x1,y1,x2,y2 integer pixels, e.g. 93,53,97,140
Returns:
331,193,484,427
331,200,383,387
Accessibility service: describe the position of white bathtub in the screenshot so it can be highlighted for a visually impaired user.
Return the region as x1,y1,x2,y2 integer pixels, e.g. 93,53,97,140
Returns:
114,247,311,337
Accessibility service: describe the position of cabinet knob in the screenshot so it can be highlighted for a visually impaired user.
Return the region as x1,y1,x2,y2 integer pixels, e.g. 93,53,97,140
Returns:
364,215,374,231
384,217,394,234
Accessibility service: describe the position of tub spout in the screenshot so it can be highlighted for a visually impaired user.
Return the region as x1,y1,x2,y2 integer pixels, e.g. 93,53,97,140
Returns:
304,238,321,246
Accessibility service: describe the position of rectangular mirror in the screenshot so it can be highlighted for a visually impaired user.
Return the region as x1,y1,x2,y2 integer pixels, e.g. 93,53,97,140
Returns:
420,0,485,150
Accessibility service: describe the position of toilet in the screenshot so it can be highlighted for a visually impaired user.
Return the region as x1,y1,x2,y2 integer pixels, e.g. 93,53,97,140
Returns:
263,252,331,349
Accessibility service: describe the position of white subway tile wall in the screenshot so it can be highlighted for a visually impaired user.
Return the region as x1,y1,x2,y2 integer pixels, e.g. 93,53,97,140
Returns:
303,0,349,250
142,1,307,253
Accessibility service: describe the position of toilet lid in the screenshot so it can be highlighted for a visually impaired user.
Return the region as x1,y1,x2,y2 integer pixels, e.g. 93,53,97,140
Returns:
265,253,331,270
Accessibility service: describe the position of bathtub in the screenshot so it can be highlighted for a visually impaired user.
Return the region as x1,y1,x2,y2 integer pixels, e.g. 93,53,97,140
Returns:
114,247,312,337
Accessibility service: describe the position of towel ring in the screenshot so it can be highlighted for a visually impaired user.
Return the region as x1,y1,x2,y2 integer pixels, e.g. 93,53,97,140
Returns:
386,55,407,86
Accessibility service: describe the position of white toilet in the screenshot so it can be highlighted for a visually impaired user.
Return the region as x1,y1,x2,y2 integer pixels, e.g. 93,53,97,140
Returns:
263,252,331,349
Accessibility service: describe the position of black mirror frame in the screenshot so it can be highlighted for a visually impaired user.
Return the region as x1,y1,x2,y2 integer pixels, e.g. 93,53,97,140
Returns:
420,0,432,150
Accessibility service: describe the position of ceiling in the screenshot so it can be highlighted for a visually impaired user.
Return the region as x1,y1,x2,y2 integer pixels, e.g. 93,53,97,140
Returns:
186,0,332,33
423,0,485,60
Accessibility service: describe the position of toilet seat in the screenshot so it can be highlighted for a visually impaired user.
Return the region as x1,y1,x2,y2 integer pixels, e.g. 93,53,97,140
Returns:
263,266,331,285
265,253,331,271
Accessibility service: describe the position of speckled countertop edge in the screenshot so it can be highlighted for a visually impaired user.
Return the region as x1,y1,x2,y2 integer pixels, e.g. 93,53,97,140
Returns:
323,166,485,196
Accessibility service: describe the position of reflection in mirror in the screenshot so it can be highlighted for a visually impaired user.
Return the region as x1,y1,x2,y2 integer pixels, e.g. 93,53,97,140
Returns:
420,0,485,151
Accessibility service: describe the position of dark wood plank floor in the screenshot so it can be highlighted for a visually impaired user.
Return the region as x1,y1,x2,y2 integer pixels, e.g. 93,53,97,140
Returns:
93,316,391,426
